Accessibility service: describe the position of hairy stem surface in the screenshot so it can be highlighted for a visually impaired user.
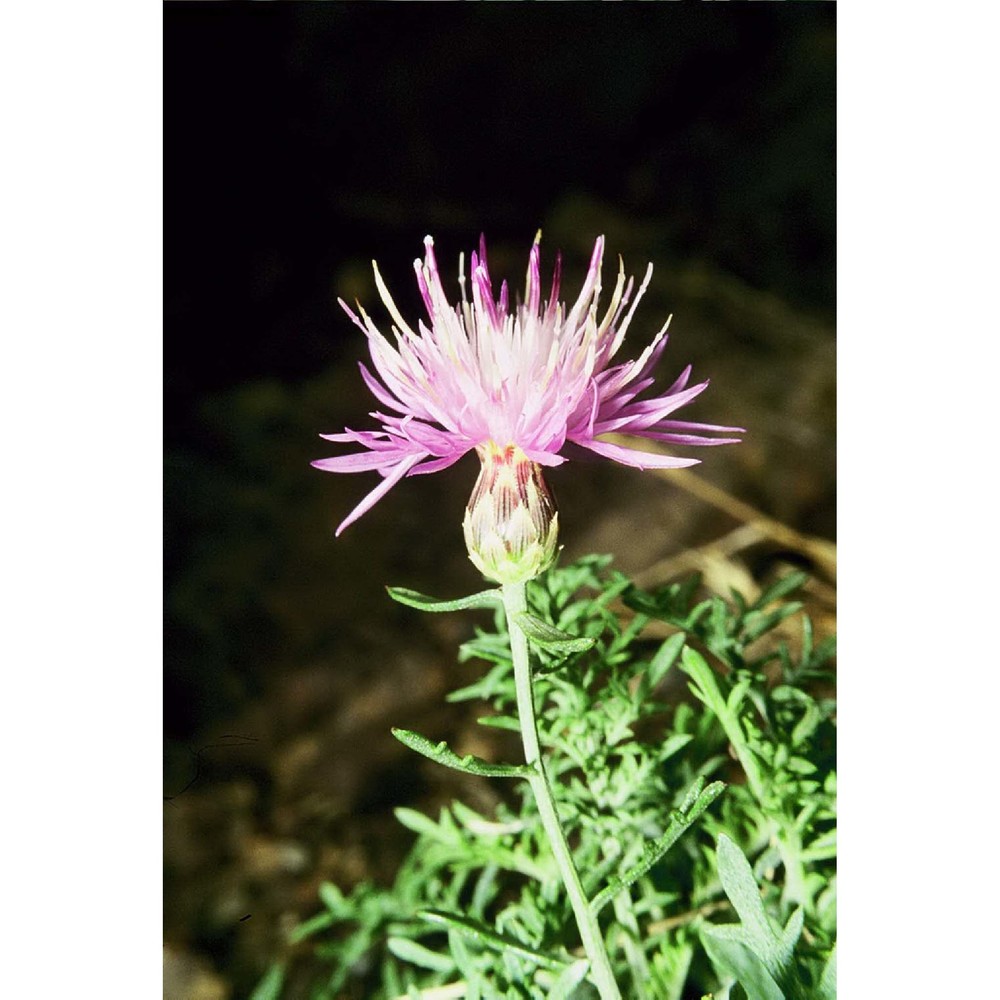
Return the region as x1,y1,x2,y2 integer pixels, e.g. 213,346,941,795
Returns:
501,582,622,1000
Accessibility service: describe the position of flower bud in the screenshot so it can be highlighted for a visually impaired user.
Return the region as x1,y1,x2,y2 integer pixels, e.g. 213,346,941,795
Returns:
463,442,559,585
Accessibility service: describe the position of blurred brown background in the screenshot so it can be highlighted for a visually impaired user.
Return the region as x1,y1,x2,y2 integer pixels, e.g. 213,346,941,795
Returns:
164,4,835,997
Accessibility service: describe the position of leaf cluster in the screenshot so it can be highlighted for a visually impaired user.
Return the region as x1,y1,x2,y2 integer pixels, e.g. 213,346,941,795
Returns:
259,556,836,999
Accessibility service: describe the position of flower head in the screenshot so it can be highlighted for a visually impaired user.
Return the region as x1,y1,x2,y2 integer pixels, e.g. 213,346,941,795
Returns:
463,441,559,585
314,234,742,536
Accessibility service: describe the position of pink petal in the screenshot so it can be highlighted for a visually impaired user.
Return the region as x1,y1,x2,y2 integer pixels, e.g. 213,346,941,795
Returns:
335,452,425,536
664,364,692,396
593,381,710,434
544,250,562,323
655,419,747,434
358,362,408,414
407,450,471,476
319,428,397,449
572,436,702,470
312,450,403,473
638,430,743,447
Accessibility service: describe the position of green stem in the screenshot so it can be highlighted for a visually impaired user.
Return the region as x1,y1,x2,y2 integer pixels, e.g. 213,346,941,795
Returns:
501,582,622,1000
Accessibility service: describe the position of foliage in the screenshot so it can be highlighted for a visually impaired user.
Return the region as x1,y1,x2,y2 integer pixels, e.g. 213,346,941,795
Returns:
261,556,836,999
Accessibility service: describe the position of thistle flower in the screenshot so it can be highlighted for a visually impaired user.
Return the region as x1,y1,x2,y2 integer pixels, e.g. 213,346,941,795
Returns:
314,235,742,541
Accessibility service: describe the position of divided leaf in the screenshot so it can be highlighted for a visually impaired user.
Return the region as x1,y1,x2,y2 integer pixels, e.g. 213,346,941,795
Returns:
590,779,724,915
703,836,811,999
715,834,777,961
391,728,533,779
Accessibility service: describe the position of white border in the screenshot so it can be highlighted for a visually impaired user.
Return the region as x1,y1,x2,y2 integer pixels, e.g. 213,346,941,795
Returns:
2,1,161,992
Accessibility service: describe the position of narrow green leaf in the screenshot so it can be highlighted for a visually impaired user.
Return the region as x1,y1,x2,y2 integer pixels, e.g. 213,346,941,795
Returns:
679,774,706,813
391,728,533,779
818,943,837,1000
288,910,335,944
450,799,490,832
447,931,481,1000
785,756,817,776
681,649,767,801
590,780,724,915
448,660,513,703
684,598,714,629
386,936,455,973
547,958,591,999
513,611,596,653
777,906,804,968
812,633,837,667
800,614,814,663
477,714,521,732
753,571,808,609
621,587,663,619
418,909,566,969
317,881,346,914
679,647,728,716
660,732,695,763
247,963,285,1000
387,586,502,612
393,806,451,841
801,827,837,863
607,609,649,656
458,633,513,668
789,700,822,747
470,863,500,917
649,632,686,687
726,676,753,716
742,602,803,642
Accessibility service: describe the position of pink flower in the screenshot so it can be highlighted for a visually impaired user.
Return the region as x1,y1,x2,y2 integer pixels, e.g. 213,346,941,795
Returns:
314,235,742,536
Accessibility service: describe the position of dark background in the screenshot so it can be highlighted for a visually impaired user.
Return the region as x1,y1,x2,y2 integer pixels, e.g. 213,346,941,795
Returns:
164,4,835,997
